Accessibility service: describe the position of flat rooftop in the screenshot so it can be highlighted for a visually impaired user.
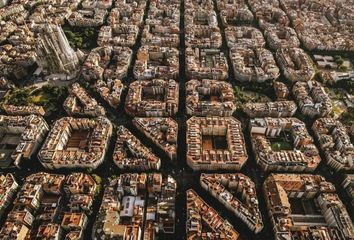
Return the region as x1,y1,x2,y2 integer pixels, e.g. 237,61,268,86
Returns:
0,149,15,168
141,89,165,101
202,135,228,150
289,198,326,226
0,133,21,168
200,93,221,102
66,130,90,150
0,133,21,146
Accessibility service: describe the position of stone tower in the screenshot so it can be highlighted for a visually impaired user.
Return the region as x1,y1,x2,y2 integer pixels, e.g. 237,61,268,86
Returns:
36,24,80,77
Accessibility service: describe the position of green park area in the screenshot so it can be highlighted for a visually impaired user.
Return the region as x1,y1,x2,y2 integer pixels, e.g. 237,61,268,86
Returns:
325,86,353,122
2,85,68,116
234,86,272,106
341,108,354,126
333,55,353,72
270,139,294,152
63,26,98,50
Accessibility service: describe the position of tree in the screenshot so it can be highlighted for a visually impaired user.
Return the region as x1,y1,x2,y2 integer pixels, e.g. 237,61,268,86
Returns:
335,58,344,65
7,88,31,106
64,26,97,49
341,108,354,126
339,65,347,71
92,174,102,184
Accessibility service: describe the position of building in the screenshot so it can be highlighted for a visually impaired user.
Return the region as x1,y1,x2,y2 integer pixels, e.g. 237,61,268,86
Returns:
133,117,178,160
0,4,28,25
0,77,13,100
36,24,81,79
225,26,265,49
64,83,106,117
251,5,289,30
36,224,62,240
0,172,96,239
293,81,332,118
68,8,107,27
279,0,354,52
0,222,29,240
38,117,112,169
0,0,8,7
92,173,176,239
314,55,354,83
2,105,46,116
263,174,354,240
273,81,289,100
200,173,263,233
0,24,37,80
81,46,132,81
142,1,180,47
107,2,145,26
230,46,279,82
264,26,300,50
185,8,222,48
113,126,161,170
0,115,49,168
0,20,16,43
342,175,354,208
187,116,248,171
28,0,79,25
0,173,19,220
92,173,146,240
312,118,354,171
186,79,236,116
243,101,297,118
81,0,113,9
276,48,315,82
186,189,239,239
125,79,179,117
97,24,139,47
218,0,253,26
185,0,213,9
186,48,228,80
95,79,124,109
250,118,321,172
134,45,179,80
